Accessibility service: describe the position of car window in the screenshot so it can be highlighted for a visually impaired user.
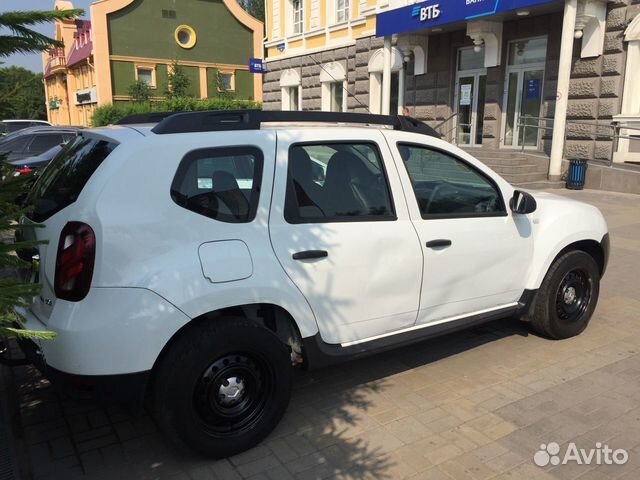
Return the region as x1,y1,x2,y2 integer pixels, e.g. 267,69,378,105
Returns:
171,147,263,223
398,143,506,218
5,122,31,133
0,135,31,154
26,136,117,222
285,142,395,223
27,134,64,154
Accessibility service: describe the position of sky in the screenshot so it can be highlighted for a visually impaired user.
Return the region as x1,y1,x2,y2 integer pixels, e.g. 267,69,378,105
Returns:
1,0,93,72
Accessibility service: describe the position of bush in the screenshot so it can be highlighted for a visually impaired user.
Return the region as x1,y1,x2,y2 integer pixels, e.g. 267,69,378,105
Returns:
91,97,261,127
127,80,151,102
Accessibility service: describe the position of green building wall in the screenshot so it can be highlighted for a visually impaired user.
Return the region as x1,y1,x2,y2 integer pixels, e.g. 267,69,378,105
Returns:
106,0,255,101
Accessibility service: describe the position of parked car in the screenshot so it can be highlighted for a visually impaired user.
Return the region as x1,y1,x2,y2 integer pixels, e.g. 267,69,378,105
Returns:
8,144,66,177
10,111,609,458
0,119,51,135
0,127,78,162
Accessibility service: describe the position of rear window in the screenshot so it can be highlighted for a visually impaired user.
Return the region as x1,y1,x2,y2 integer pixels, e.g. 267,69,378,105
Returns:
26,135,117,222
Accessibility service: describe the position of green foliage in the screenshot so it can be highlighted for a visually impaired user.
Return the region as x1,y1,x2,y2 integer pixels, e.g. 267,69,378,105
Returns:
0,66,46,120
127,79,151,103
166,61,191,99
0,9,84,57
91,98,262,127
0,156,54,340
239,0,265,21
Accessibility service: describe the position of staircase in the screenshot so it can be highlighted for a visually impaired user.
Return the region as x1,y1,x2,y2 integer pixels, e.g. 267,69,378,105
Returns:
460,148,563,190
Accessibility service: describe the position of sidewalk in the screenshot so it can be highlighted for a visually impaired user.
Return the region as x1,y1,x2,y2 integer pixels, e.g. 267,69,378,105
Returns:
4,188,640,480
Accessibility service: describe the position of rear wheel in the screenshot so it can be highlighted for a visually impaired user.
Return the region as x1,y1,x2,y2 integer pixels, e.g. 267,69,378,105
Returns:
151,318,293,457
530,250,600,339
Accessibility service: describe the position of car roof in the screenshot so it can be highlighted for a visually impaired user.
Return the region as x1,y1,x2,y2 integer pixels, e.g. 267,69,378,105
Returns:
1,119,51,124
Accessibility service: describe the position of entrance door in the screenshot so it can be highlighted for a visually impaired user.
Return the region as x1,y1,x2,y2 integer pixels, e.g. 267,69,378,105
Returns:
455,47,487,146
502,37,547,148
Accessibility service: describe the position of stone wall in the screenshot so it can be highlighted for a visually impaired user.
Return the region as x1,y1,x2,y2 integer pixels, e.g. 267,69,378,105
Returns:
562,0,634,161
262,37,385,112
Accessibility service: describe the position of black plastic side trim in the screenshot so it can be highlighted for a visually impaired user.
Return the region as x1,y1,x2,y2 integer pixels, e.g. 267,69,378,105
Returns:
601,233,610,277
302,303,523,369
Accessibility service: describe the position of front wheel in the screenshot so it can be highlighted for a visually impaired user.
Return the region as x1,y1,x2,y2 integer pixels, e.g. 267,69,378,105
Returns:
151,318,293,457
530,250,600,339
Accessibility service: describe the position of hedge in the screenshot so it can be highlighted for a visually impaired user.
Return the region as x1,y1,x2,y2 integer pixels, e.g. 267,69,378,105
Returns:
91,97,262,127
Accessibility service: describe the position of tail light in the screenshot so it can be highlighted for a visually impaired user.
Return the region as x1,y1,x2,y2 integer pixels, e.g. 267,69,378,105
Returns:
54,222,96,301
14,167,33,177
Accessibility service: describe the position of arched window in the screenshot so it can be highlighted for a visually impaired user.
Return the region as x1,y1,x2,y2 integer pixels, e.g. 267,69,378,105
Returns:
320,62,347,112
368,47,403,114
280,69,301,111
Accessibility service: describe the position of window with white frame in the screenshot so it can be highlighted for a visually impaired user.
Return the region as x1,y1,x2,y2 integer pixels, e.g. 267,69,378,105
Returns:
292,0,303,34
320,62,347,112
329,82,344,112
336,0,350,23
281,69,302,111
135,66,155,87
368,48,403,114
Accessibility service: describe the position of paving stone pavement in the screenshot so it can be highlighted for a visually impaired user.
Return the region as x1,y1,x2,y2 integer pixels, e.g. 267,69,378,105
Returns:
7,189,640,480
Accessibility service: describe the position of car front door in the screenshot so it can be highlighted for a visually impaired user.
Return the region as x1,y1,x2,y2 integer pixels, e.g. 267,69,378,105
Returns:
269,129,423,345
389,134,532,326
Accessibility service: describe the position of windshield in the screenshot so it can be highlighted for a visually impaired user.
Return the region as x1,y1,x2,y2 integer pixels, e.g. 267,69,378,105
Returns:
26,135,117,222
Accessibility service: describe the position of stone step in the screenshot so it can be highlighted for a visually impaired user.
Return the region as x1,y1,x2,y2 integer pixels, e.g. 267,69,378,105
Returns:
514,180,565,190
485,164,544,175
500,172,549,183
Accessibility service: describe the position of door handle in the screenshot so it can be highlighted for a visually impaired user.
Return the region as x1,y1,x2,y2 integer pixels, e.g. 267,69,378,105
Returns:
292,250,328,260
426,239,452,248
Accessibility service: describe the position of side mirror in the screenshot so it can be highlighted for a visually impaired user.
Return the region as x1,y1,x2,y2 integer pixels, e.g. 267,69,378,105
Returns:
510,190,537,214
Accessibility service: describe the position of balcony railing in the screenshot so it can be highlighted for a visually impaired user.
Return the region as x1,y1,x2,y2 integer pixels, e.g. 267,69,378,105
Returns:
46,48,66,73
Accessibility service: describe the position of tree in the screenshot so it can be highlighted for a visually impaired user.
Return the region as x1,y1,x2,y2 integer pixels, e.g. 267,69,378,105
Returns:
239,0,264,22
166,60,191,99
0,67,46,120
0,9,83,57
127,79,151,103
0,8,83,341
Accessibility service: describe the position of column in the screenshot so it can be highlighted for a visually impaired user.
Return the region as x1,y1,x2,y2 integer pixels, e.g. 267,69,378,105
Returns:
382,36,392,115
549,0,578,180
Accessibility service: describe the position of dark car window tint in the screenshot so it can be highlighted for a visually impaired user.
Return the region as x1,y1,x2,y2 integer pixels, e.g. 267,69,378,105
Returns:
285,142,395,223
26,136,117,222
171,147,263,223
0,136,30,154
27,134,64,154
398,144,505,218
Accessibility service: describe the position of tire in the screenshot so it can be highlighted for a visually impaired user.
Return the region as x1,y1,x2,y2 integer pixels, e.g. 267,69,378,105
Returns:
151,318,293,457
530,250,600,340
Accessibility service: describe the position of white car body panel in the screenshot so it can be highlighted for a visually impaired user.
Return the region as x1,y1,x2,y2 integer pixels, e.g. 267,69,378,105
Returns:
269,128,424,344
18,122,609,377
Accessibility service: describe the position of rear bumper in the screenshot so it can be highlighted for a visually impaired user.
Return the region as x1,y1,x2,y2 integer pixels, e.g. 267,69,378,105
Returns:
11,336,150,404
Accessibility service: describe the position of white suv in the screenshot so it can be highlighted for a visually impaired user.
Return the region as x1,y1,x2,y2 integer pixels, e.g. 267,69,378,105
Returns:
14,111,609,457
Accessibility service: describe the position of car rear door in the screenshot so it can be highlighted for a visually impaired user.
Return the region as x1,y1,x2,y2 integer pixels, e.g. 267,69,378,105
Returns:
269,128,423,345
387,132,532,326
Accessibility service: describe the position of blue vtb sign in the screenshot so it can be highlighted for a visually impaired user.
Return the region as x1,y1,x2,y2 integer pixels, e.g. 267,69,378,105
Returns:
376,0,555,37
249,58,264,74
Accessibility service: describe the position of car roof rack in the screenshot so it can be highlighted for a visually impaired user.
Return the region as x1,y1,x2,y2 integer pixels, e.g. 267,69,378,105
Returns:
116,112,176,125
147,110,440,138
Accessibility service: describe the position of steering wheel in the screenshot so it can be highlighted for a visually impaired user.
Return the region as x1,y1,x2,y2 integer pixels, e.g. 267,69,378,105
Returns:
426,181,454,214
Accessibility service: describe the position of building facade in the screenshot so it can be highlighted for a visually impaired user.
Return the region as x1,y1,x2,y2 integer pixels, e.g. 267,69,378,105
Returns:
43,0,263,126
262,0,640,178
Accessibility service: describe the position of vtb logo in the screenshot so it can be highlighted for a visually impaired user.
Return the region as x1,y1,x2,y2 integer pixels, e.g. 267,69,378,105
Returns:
411,4,441,22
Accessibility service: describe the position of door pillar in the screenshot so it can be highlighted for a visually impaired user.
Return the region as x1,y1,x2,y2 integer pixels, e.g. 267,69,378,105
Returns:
382,36,392,115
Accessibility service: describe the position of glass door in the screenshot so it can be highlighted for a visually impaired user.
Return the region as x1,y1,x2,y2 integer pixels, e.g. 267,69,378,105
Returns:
455,47,487,146
502,37,547,148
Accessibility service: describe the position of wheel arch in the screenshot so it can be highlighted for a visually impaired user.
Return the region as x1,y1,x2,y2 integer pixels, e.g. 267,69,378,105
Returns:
528,236,607,290
148,302,307,392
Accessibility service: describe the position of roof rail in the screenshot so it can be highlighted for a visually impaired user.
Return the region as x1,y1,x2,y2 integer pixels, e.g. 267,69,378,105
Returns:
116,112,176,125
149,110,440,138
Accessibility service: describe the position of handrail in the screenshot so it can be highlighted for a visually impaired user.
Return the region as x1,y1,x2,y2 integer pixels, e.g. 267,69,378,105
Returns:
516,115,640,165
434,112,458,131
